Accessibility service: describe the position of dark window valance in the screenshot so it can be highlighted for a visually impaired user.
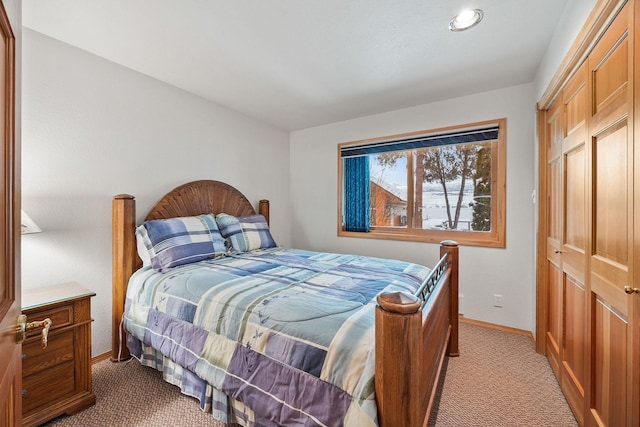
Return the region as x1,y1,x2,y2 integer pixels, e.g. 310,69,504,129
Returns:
340,125,499,158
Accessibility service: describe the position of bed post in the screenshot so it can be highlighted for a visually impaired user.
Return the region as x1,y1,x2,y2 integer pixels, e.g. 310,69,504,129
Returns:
259,199,270,224
441,240,459,356
111,194,136,362
375,240,459,427
375,293,423,426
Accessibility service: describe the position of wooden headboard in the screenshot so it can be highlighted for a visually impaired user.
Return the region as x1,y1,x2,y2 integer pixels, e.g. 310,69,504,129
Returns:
145,180,267,221
111,180,269,361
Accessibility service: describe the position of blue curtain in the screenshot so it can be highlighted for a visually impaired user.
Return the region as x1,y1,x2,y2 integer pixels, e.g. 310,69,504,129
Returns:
344,156,370,232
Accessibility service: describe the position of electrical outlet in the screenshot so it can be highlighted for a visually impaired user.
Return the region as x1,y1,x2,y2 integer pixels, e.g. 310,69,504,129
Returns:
493,294,503,308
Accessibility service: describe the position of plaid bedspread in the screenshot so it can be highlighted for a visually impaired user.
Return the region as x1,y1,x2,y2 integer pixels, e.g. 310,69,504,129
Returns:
124,247,431,426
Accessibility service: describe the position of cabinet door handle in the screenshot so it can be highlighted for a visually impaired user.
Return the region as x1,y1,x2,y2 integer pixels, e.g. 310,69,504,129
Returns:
554,249,562,254
624,286,640,294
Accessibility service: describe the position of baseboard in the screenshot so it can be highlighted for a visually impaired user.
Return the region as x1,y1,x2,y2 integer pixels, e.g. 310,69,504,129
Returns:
460,315,535,343
91,352,111,365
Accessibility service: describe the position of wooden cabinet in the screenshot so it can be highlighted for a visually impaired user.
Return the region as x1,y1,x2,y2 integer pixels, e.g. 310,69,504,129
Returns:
21,282,96,427
538,1,639,426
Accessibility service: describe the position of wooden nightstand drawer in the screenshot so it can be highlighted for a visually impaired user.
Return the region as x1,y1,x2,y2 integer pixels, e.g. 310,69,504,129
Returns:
21,282,96,427
23,329,74,377
22,361,76,414
24,304,73,338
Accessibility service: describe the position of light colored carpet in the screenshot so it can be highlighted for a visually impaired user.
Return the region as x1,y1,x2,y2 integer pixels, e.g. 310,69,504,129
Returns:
44,356,228,427
427,322,578,427
44,322,577,426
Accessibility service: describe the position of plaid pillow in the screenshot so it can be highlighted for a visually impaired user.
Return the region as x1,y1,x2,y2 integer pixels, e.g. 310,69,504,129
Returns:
136,214,228,272
216,214,277,252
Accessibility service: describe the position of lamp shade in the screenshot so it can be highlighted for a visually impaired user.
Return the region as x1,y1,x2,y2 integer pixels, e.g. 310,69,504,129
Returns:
21,210,42,234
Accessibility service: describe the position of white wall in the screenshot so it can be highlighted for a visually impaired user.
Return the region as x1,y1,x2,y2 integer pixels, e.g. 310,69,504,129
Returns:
534,0,598,101
531,0,597,332
290,83,537,331
21,29,291,357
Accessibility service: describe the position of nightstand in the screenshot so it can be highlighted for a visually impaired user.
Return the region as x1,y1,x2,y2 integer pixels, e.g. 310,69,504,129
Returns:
21,282,96,427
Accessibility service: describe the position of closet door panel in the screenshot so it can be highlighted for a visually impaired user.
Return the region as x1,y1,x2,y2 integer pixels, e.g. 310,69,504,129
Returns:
548,101,563,163
586,3,633,426
564,142,586,314
592,298,627,427
547,260,562,376
548,157,563,249
546,99,564,378
558,60,589,424
593,123,628,267
563,275,586,424
565,144,586,256
634,0,640,423
560,61,589,424
564,277,586,385
547,99,562,251
592,37,627,113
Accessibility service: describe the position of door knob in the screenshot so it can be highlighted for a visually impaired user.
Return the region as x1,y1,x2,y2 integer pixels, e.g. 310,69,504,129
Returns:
624,286,640,294
15,315,52,348
15,314,26,344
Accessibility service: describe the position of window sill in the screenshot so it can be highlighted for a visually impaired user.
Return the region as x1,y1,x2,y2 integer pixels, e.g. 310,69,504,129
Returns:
338,228,505,248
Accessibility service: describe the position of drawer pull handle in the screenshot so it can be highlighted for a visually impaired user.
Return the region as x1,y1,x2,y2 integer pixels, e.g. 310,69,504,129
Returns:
624,286,640,294
21,389,27,397
39,318,52,349
21,354,27,360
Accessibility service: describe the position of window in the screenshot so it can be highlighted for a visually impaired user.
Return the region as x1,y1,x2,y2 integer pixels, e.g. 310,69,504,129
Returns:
338,119,506,248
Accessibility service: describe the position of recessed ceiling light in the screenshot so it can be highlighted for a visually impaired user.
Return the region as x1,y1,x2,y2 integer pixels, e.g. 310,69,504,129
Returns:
449,9,484,32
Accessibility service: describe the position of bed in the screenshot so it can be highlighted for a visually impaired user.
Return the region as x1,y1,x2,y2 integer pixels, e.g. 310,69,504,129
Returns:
111,180,459,427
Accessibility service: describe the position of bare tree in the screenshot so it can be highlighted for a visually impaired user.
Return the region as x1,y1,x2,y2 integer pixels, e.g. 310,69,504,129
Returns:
471,143,492,231
374,145,480,230
420,144,477,230
414,151,425,228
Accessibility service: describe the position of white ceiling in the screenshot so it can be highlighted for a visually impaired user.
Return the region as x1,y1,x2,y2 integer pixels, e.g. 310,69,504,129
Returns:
23,0,570,131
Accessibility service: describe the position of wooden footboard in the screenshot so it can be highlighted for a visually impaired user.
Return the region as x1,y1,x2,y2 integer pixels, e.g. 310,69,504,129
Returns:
375,241,459,427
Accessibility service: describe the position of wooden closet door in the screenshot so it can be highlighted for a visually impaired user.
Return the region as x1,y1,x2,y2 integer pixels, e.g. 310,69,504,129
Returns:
633,0,640,425
586,3,634,426
545,99,564,380
560,61,589,425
